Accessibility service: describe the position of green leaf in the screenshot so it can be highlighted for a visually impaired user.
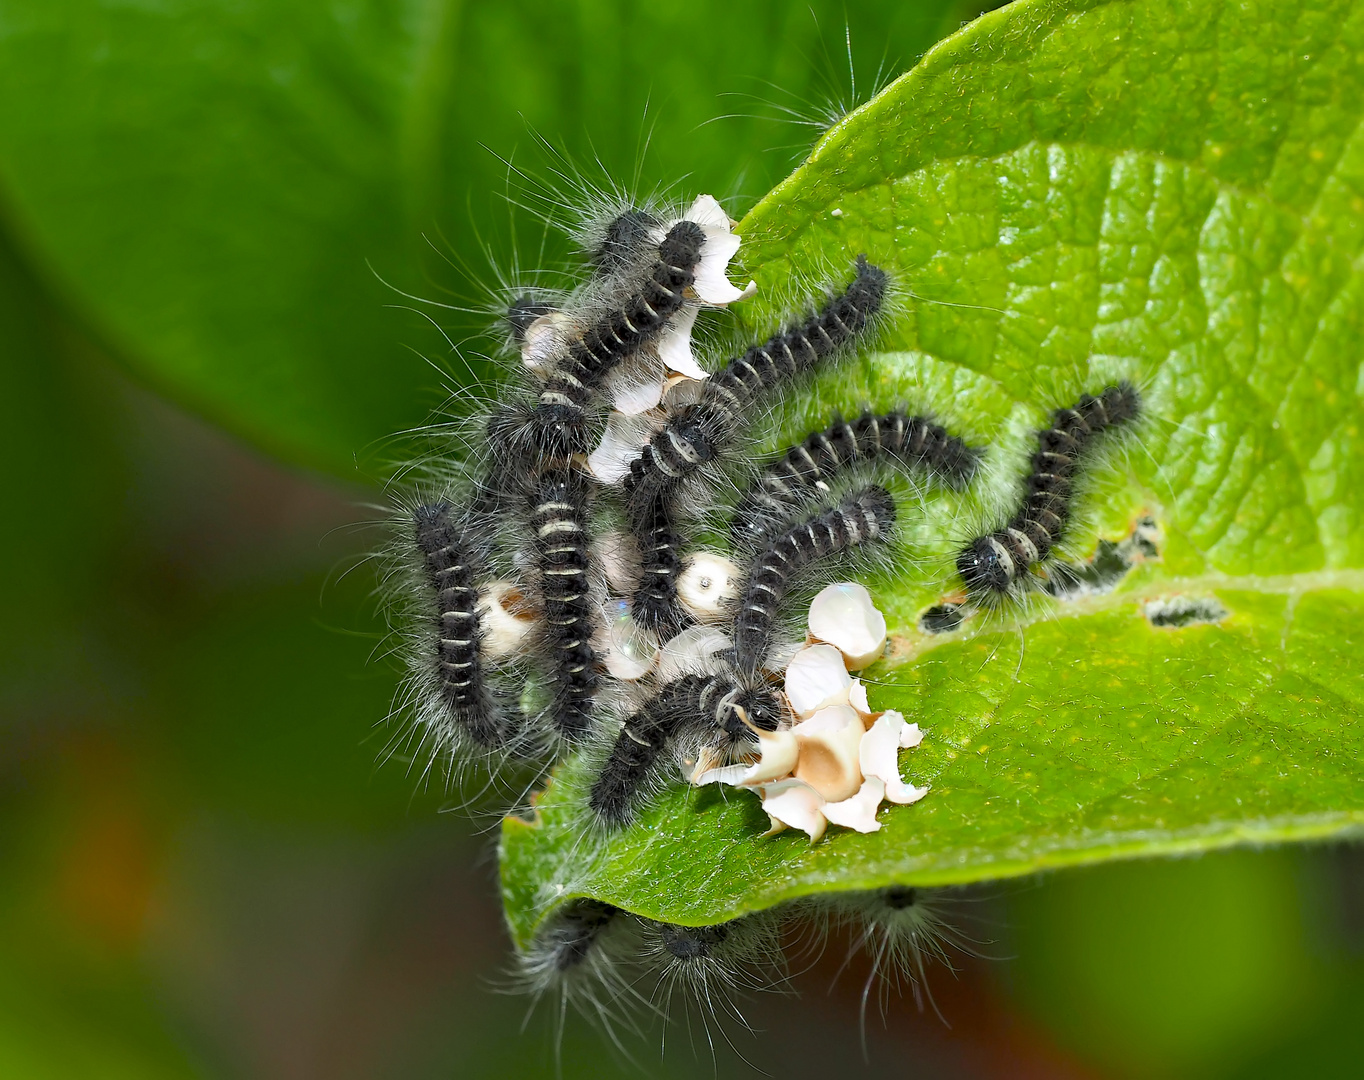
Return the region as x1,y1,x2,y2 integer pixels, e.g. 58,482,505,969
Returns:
0,0,969,475
0,0,459,473
500,0,1364,945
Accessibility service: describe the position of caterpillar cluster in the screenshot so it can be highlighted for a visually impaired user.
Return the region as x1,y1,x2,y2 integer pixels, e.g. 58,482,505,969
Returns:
514,885,974,1039
384,187,1142,1026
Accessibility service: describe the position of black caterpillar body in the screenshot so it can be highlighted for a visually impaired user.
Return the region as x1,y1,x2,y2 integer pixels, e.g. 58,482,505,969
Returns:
630,490,689,638
544,899,620,973
529,219,706,460
657,921,731,960
957,382,1141,596
626,256,888,633
732,409,980,549
733,485,897,674
589,674,783,826
529,466,600,741
411,502,507,747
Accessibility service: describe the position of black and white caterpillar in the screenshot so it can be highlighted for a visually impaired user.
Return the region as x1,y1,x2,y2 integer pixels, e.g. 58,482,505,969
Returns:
509,218,706,461
589,672,785,826
528,465,600,741
957,381,1141,598
732,409,980,549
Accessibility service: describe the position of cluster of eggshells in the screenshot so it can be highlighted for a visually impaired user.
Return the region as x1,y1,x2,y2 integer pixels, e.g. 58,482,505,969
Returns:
694,582,929,841
592,566,931,843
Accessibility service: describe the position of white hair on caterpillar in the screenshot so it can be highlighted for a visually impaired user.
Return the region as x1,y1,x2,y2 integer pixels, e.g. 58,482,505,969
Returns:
807,885,983,1028
639,909,792,1049
504,899,655,1059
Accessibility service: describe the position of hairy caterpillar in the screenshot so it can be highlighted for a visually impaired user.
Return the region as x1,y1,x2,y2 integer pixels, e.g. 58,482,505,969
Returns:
732,409,980,549
589,672,784,826
732,485,897,676
410,502,510,748
519,219,706,461
957,382,1142,598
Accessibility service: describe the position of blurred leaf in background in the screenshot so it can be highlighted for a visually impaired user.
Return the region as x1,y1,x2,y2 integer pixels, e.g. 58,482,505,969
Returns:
0,0,981,475
1,0,1363,1078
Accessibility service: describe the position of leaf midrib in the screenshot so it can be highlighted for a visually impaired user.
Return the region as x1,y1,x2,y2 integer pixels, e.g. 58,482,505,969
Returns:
886,566,1364,664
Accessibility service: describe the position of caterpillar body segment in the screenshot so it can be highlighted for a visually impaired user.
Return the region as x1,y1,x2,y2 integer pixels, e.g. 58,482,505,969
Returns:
541,899,621,974
733,485,897,676
732,409,981,549
629,488,689,639
626,255,890,514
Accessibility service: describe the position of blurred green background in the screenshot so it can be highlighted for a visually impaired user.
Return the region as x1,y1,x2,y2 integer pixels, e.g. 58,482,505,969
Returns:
2,1,1362,1077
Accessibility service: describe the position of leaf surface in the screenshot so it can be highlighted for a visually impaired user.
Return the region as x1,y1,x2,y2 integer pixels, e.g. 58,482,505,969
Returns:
500,0,1364,945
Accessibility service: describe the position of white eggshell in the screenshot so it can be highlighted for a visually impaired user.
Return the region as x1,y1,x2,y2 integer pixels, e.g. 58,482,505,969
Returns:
477,581,535,660
848,678,874,721
693,763,752,787
519,311,571,373
658,303,705,378
822,777,886,833
676,551,740,622
792,705,865,803
739,729,800,785
656,626,732,683
758,779,827,842
610,367,664,415
783,644,852,718
808,582,887,670
600,604,659,681
860,712,930,806
586,412,658,484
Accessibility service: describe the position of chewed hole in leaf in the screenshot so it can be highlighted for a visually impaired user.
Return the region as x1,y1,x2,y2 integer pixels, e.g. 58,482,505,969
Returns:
919,603,965,634
1045,514,1163,599
1143,595,1230,630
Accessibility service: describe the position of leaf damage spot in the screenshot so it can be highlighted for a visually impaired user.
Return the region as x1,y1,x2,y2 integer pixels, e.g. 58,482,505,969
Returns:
1143,595,1229,629
919,603,966,634
1045,514,1162,599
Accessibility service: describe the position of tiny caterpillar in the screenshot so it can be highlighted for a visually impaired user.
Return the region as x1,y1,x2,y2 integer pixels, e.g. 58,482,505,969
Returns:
528,465,600,741
732,485,897,675
410,502,508,747
589,672,783,826
957,382,1142,599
